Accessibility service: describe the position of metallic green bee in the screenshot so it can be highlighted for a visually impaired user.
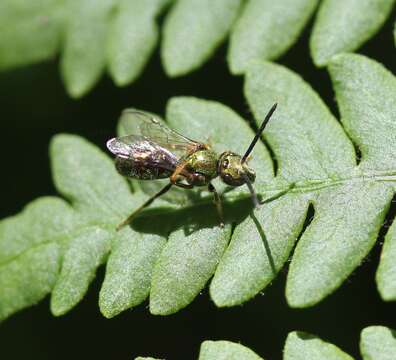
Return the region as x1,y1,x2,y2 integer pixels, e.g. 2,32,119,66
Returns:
107,104,277,230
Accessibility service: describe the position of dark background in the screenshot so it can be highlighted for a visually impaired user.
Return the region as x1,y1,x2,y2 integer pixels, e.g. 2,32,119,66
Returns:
0,10,395,360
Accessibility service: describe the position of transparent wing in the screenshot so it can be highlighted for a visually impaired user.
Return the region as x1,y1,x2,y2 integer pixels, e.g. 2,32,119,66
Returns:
119,110,203,157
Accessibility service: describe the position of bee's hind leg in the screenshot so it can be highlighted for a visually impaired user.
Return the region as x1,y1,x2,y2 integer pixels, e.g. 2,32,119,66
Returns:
116,182,173,231
208,183,224,228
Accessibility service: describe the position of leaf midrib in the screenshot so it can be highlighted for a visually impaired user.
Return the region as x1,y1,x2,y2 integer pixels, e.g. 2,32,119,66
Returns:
260,168,396,194
3,169,394,269
128,168,396,223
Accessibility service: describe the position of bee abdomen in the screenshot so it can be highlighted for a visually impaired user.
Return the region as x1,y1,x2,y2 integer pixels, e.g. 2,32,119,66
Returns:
115,157,172,180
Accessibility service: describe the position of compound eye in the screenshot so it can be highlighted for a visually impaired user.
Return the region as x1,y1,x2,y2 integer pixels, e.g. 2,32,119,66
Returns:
222,159,229,169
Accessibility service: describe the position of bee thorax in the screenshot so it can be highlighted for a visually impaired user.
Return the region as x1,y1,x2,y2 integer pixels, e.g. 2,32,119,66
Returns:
183,149,218,184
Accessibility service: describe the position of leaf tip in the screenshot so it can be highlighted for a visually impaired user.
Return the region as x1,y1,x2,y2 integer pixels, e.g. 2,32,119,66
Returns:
209,280,244,309
61,66,98,99
285,280,322,309
65,83,91,99
227,54,246,76
309,31,338,68
361,325,395,339
49,133,85,157
209,292,227,308
310,47,329,68
108,64,139,88
161,55,190,78
376,269,396,302
112,74,133,88
49,300,69,317
98,289,125,319
98,301,119,319
148,299,176,316
327,52,364,70
49,133,70,158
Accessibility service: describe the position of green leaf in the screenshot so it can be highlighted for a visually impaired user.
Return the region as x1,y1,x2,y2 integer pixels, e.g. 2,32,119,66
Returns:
60,0,116,98
135,327,396,359
212,52,358,307
0,197,76,320
228,0,319,74
360,326,396,360
244,54,395,308
162,0,242,77
0,0,394,98
284,331,353,360
310,0,395,67
150,218,232,315
50,133,134,223
328,54,396,172
245,64,356,181
50,135,169,317
99,227,166,318
0,243,61,321
1,93,278,320
1,54,396,319
162,97,288,311
0,0,64,71
210,194,309,307
0,133,137,321
376,220,396,300
48,133,136,316
199,340,263,360
288,182,392,307
50,226,112,316
107,0,168,86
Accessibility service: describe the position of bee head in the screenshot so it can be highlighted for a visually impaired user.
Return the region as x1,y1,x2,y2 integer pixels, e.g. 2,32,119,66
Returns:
218,103,278,208
218,152,256,187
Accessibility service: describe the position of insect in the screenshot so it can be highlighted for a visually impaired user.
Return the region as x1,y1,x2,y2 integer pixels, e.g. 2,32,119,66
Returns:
107,103,277,230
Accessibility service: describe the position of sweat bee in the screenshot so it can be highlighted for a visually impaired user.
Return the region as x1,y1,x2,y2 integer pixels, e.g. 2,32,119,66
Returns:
107,103,277,229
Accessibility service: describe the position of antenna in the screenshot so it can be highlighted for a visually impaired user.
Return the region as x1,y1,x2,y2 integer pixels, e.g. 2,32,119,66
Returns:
241,103,277,164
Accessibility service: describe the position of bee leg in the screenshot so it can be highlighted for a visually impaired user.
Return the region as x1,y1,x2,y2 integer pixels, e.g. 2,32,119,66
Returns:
170,171,194,189
173,180,193,189
170,161,189,184
208,183,224,228
116,183,173,231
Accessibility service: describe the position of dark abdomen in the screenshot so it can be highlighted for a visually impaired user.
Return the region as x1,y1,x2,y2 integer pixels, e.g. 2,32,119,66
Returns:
115,156,173,180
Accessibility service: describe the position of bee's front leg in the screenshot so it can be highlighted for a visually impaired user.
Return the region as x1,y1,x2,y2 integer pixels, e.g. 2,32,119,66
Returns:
208,183,224,228
170,162,194,189
170,174,194,189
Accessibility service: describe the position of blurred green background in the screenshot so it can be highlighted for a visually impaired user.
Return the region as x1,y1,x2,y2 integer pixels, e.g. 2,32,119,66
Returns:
0,11,395,360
